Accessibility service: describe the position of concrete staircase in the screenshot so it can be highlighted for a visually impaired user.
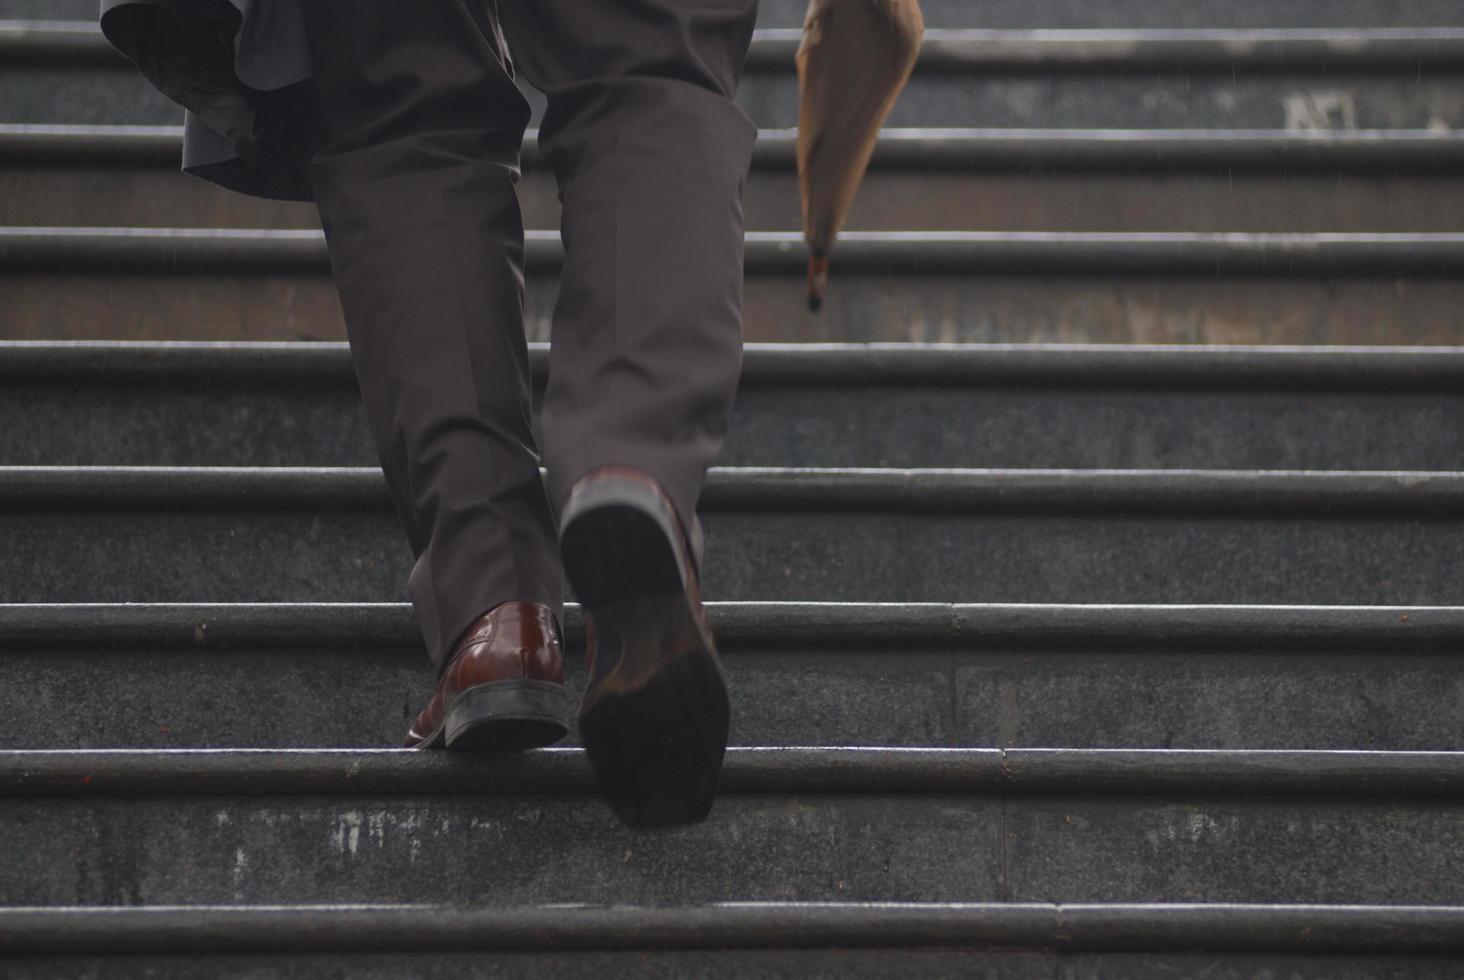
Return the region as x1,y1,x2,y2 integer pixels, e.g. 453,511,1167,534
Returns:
4,1,1464,976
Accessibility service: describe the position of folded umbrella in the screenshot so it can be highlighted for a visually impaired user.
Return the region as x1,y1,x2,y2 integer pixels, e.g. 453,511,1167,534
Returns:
796,0,924,311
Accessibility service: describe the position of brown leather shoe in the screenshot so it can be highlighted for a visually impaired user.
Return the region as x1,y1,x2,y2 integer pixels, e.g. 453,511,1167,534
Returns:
559,467,730,825
404,601,573,752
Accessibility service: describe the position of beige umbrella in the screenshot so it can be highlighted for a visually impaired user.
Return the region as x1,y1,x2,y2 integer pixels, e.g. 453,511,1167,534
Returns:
796,0,924,311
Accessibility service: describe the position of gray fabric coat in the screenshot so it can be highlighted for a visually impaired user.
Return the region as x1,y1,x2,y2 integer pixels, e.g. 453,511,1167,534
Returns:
101,0,506,201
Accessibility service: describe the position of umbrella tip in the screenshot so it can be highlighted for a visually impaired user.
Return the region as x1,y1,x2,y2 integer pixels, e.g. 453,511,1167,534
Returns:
807,253,829,313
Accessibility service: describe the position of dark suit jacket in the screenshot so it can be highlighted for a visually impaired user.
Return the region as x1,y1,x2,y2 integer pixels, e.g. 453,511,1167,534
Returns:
101,0,506,201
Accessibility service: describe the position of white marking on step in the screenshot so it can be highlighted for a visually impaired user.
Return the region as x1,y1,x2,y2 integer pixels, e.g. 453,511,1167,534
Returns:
231,847,247,899
1284,91,1358,132
331,811,362,857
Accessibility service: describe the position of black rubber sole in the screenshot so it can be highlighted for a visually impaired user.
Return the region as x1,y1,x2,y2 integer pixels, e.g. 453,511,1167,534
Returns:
561,482,730,826
413,679,573,753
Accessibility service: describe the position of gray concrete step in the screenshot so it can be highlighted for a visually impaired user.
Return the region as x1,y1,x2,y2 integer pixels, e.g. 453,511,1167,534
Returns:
9,0,1464,28
6,227,1462,344
737,30,1464,129
5,466,1464,606
15,227,1459,275
7,24,1464,129
3,746,1464,904
19,0,1464,28
9,125,1464,232
0,949,1054,980
4,602,1464,752
8,950,1463,980
4,902,1464,973
754,0,1464,29
6,341,1464,470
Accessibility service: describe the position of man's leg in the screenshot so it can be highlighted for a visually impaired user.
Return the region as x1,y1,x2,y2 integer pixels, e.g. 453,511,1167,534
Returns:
497,0,759,527
497,0,760,822
301,1,562,670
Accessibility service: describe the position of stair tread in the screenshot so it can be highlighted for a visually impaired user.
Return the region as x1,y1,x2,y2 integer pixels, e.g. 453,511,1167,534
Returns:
9,123,1464,173
7,467,1460,605
4,600,1461,648
5,901,1464,956
14,226,1464,240
7,226,1462,277
5,746,1464,798
3,338,1464,385
4,464,1463,515
3,600,1458,752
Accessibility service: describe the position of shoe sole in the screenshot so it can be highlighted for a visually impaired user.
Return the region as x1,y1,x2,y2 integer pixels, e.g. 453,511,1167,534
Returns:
561,479,730,826
411,679,573,753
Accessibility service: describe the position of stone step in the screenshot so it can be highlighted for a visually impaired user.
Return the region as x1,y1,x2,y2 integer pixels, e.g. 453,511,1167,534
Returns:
9,0,1464,29
4,601,1463,751
7,23,1464,129
755,0,1464,30
5,466,1464,606
12,0,1464,28
9,125,1464,232
5,227,1462,344
17,956,1461,980
6,341,1464,470
14,227,1459,274
4,903,1464,967
6,915,1464,980
2,746,1463,905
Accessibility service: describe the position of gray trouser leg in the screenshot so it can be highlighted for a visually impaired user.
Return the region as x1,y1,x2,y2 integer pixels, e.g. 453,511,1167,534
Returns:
302,0,562,669
498,0,761,529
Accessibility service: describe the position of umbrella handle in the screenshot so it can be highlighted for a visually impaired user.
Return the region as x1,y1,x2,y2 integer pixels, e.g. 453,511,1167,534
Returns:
807,253,830,313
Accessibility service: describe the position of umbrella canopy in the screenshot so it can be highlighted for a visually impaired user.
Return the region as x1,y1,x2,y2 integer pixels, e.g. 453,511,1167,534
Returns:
796,0,924,311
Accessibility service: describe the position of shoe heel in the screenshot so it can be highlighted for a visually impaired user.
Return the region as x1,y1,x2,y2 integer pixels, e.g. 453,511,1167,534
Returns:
442,679,573,752
578,642,729,825
560,475,690,605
